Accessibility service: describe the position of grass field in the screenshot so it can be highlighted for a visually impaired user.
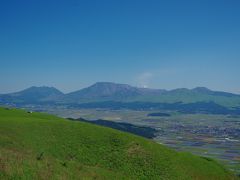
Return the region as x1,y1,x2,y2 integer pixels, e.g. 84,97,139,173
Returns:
0,107,236,179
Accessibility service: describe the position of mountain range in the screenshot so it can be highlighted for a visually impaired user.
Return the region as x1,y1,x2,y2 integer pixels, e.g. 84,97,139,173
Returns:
1,82,240,111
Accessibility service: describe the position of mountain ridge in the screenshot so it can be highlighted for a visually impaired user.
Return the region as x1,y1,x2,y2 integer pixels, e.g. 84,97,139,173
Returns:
0,86,64,104
1,82,239,96
0,82,240,108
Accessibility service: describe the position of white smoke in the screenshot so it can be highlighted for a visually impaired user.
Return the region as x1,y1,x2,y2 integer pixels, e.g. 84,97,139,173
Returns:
137,72,153,88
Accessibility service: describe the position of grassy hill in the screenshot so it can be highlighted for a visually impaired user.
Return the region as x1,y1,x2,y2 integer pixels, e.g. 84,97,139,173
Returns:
0,107,236,179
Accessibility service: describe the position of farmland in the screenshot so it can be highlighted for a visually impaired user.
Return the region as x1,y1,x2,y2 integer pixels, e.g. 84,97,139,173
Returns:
38,107,240,175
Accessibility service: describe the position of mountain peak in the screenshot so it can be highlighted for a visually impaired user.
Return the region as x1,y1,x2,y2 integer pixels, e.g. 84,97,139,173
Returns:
26,86,59,91
92,82,132,88
192,87,212,93
66,82,139,100
7,86,64,103
19,86,63,94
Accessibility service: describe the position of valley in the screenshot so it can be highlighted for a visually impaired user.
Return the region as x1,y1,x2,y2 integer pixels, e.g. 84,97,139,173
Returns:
1,107,235,179
35,107,240,175
1,83,240,177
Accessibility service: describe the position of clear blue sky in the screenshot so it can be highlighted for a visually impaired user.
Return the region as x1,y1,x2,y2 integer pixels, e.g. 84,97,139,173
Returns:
1,0,240,93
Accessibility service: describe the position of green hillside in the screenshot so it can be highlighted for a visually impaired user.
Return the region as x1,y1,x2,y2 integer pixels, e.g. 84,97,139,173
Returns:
0,107,236,179
130,91,240,108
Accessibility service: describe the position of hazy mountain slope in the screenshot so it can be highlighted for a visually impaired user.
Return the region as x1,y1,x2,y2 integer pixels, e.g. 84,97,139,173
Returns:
62,82,165,103
0,86,64,104
131,87,240,107
62,82,240,107
1,82,240,108
63,82,141,102
0,107,235,179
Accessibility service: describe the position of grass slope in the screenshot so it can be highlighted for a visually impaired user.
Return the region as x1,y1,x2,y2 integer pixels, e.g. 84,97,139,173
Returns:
0,108,236,179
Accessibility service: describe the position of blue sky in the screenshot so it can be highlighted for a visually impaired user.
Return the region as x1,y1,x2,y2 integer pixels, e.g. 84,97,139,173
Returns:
0,0,240,93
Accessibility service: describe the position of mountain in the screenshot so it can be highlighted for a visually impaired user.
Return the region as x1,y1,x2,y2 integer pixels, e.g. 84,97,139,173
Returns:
62,82,166,103
1,82,240,109
192,87,237,97
154,87,240,107
64,82,141,102
0,86,64,104
0,107,234,179
192,87,213,93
